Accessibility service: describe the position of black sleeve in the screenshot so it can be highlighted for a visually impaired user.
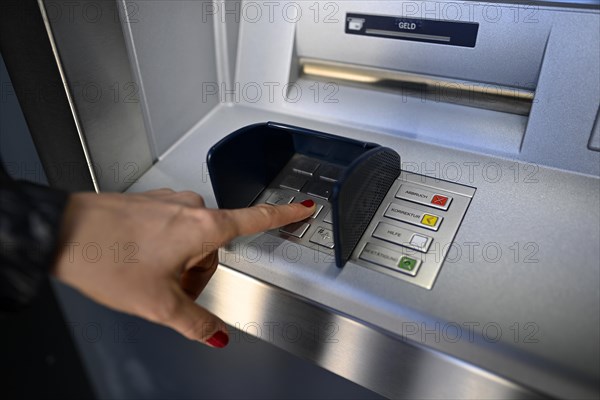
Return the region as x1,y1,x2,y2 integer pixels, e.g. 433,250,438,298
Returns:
0,165,69,311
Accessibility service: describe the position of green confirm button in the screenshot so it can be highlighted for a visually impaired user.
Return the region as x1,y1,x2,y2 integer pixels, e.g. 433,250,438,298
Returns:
398,256,417,272
359,243,421,277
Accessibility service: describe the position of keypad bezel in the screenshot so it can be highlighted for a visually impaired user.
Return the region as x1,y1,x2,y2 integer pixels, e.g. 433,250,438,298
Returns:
253,154,339,258
254,155,475,289
352,171,475,289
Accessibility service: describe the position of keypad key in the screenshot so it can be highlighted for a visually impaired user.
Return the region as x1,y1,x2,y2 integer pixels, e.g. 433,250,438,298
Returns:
309,204,324,219
292,158,320,176
318,164,343,182
309,226,335,248
266,192,294,205
384,203,442,231
359,243,421,276
372,222,432,253
279,222,310,238
280,175,307,191
305,181,333,200
396,184,453,211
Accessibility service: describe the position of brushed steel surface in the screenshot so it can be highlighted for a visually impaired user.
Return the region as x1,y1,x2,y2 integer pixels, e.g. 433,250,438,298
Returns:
52,278,386,400
198,265,542,399
118,0,219,156
295,1,552,91
127,105,600,399
55,0,598,397
42,0,153,192
235,1,599,172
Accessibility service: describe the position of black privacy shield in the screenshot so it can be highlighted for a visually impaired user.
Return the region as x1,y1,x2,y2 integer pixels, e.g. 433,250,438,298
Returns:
207,122,401,268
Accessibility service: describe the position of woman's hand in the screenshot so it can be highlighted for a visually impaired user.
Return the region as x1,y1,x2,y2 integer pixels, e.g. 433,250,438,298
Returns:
52,189,315,348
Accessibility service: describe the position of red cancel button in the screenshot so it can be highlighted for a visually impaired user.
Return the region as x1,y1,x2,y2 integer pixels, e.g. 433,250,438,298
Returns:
431,195,449,207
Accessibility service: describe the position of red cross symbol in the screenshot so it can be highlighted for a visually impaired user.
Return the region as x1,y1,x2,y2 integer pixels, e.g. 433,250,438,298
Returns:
431,195,448,207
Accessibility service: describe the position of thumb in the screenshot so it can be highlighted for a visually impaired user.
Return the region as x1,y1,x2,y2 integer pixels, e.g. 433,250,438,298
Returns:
160,288,230,348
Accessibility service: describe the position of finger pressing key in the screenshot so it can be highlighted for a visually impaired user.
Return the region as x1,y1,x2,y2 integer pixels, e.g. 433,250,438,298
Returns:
212,201,316,247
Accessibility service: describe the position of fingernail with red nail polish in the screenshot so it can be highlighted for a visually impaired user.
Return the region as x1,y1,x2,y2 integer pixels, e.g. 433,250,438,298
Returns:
301,199,315,208
207,331,229,348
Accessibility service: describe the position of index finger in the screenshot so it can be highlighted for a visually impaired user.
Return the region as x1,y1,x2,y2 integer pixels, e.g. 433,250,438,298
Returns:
210,201,316,246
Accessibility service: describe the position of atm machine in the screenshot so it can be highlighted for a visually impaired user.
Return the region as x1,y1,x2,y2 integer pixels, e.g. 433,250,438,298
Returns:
3,0,599,398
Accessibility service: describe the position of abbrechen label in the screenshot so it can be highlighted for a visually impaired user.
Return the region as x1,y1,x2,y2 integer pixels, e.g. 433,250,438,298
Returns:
406,190,427,198
396,184,452,210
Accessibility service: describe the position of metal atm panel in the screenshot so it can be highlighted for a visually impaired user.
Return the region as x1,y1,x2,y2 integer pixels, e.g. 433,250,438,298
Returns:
26,0,600,398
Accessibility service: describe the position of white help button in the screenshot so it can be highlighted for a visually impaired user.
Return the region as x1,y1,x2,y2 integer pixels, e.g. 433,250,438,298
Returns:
348,18,365,31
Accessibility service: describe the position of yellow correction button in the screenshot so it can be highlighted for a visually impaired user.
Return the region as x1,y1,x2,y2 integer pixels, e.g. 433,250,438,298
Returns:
421,214,439,227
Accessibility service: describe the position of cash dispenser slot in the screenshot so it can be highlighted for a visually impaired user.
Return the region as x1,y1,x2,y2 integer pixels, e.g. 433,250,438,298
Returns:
299,58,535,116
289,7,552,154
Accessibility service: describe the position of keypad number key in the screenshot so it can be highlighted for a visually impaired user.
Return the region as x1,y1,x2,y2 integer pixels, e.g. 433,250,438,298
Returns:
309,226,335,249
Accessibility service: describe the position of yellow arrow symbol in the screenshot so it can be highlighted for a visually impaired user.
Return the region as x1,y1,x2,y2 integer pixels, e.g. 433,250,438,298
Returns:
422,214,438,226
